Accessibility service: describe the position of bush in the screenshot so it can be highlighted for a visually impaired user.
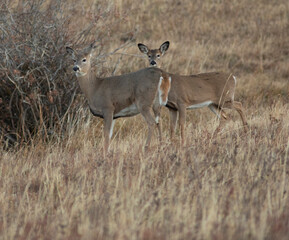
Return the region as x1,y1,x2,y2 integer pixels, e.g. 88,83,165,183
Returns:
0,0,134,146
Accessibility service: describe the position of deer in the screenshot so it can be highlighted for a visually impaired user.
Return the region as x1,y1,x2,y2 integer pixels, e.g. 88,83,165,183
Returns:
138,41,170,67
138,41,249,144
66,42,171,156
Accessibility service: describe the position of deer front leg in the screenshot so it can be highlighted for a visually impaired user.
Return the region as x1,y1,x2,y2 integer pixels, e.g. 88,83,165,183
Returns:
103,110,114,157
178,104,186,145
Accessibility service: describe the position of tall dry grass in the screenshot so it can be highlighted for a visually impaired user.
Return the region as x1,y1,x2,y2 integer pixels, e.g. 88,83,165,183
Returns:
1,0,289,239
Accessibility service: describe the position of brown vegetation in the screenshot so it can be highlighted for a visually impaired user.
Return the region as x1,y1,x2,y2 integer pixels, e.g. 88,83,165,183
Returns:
1,0,289,239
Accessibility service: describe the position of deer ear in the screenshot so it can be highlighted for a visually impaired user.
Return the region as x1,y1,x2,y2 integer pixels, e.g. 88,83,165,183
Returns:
66,47,75,57
138,43,149,54
159,41,170,55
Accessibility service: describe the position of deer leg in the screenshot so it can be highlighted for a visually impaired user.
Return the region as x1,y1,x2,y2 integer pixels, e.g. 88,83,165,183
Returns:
233,101,249,132
153,105,162,143
139,106,157,150
109,120,115,139
103,110,114,157
169,109,178,141
178,105,186,145
209,104,228,120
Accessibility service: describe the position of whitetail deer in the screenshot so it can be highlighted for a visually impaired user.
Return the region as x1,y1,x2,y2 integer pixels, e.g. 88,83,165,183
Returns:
138,41,249,143
66,42,171,156
138,41,170,67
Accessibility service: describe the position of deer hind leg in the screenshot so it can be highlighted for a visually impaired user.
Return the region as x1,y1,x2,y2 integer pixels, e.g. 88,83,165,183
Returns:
233,101,249,132
209,104,228,120
169,109,178,141
151,74,171,144
139,106,157,150
152,105,162,143
103,111,114,157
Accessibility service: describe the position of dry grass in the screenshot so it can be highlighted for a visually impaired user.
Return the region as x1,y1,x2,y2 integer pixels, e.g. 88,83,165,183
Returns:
1,0,289,239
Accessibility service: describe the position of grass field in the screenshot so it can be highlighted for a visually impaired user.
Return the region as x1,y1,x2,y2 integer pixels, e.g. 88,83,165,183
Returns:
1,0,289,239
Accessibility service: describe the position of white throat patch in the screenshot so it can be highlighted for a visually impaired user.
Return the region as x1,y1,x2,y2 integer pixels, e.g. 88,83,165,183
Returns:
75,72,87,77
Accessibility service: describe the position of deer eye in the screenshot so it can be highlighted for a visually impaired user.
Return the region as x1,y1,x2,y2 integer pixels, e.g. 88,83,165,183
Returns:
157,54,160,58
73,59,76,63
148,55,152,58
82,58,86,62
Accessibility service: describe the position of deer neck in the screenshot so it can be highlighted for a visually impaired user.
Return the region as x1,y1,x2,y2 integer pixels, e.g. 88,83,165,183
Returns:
76,68,101,104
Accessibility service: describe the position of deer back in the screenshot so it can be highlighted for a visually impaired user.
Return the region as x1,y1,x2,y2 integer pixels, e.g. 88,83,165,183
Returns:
168,72,235,107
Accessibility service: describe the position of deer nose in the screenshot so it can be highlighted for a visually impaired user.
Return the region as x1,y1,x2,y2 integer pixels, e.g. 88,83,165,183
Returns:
73,66,79,71
150,60,157,66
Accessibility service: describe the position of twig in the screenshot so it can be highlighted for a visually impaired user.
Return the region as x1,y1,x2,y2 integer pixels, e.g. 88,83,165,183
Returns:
111,55,123,76
96,41,134,60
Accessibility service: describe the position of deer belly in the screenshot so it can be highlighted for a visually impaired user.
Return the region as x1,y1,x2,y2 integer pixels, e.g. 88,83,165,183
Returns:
187,101,213,109
114,104,139,118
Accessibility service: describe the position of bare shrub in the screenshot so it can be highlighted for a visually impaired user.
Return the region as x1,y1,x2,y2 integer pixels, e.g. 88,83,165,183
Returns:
0,0,134,146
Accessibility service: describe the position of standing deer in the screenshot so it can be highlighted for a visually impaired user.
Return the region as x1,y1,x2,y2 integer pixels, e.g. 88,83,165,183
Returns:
138,41,248,143
66,42,171,156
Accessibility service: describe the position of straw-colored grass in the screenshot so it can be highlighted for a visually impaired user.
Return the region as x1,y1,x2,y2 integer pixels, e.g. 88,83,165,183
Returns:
1,0,289,239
